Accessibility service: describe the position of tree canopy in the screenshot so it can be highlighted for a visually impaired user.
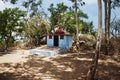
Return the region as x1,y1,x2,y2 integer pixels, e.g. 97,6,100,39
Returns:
48,2,94,36
2,0,18,4
0,8,25,49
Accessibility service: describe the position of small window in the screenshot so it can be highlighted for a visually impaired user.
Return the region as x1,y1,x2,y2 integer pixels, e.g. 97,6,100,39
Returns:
60,35,64,39
49,35,52,39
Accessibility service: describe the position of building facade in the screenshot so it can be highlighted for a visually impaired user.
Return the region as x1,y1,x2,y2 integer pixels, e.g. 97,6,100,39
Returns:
47,27,72,49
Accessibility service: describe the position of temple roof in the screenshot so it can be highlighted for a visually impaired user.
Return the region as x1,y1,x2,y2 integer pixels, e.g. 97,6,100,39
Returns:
55,27,64,35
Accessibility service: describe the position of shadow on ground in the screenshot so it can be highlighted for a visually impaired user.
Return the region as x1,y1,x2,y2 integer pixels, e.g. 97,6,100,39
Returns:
0,51,120,80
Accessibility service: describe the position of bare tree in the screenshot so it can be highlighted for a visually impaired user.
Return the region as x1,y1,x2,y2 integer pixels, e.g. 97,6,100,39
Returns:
86,0,102,80
107,0,112,55
103,0,113,55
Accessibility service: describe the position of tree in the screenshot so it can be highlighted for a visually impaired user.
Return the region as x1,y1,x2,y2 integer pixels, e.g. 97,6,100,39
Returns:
0,8,25,50
103,0,111,55
103,0,120,55
22,0,43,17
107,0,112,55
63,9,90,34
23,0,42,47
68,0,85,41
48,3,68,32
87,0,102,80
112,0,120,8
22,0,43,30
111,19,120,37
48,3,56,32
2,0,18,4
56,3,68,25
24,13,47,47
48,2,94,39
75,0,79,41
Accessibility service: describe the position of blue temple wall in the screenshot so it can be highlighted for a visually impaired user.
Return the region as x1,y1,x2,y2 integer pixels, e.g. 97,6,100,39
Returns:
59,36,66,49
47,36,54,47
47,35,72,49
59,35,72,49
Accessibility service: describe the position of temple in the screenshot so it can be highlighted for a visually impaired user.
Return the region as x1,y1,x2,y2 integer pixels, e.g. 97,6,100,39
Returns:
47,27,72,49
30,27,72,56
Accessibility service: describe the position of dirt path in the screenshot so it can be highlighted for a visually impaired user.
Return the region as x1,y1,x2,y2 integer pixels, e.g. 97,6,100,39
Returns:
0,50,30,63
0,50,120,80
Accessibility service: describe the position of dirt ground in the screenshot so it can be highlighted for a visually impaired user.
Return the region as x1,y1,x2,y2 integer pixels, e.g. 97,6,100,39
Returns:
0,49,120,80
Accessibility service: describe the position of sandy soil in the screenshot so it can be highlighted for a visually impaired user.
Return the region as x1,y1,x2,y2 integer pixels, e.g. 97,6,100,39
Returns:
0,50,30,63
0,50,120,80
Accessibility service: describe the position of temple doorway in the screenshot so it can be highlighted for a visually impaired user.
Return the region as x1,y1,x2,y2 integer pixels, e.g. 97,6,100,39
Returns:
54,36,59,46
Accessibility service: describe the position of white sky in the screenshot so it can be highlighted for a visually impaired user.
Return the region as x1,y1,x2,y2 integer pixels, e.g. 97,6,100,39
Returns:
84,0,97,5
0,1,15,10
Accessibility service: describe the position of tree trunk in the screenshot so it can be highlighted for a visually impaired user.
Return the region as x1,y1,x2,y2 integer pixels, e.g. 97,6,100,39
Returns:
107,0,111,55
86,0,102,80
104,0,107,39
103,0,111,55
75,0,79,41
104,0,108,55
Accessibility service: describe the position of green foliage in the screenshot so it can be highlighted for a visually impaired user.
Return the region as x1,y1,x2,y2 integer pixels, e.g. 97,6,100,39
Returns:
0,39,6,51
22,0,47,47
0,8,25,50
24,13,47,46
59,9,94,35
48,3,68,31
48,2,94,37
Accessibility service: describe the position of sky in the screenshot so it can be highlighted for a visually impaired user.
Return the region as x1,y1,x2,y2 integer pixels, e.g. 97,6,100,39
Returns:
41,0,99,27
0,0,120,29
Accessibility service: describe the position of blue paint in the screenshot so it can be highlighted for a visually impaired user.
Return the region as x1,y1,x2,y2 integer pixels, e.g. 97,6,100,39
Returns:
47,35,72,49
29,34,72,56
29,48,67,56
47,36,54,47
